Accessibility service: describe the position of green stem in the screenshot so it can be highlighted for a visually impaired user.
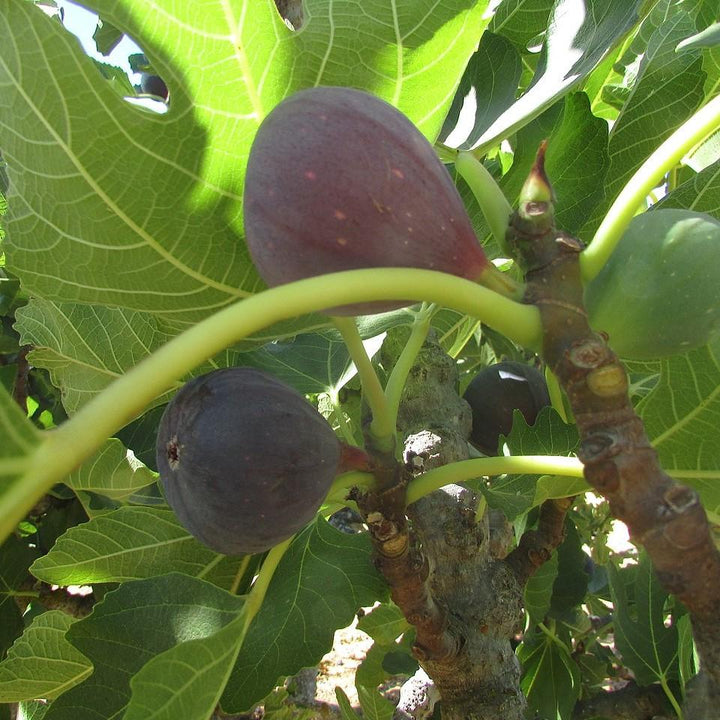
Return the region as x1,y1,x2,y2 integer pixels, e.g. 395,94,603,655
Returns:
4,268,540,545
228,555,252,596
537,621,567,652
4,589,41,598
325,470,376,505
330,391,357,446
406,455,585,505
454,151,514,251
331,317,394,451
660,676,684,720
242,537,294,636
475,493,487,524
581,94,720,282
544,368,569,424
383,306,433,434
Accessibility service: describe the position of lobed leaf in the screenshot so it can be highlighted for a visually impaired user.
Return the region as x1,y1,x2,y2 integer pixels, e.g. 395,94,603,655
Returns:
524,552,559,627
636,338,720,522
468,0,642,151
357,603,410,645
0,611,92,703
221,518,387,712
608,554,680,686
122,612,246,720
482,407,580,520
582,2,706,235
39,573,245,720
30,506,246,589
518,628,581,720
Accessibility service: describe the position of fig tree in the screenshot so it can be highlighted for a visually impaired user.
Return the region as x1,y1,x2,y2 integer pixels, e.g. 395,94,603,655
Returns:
156,367,342,555
463,361,550,455
244,86,513,315
585,208,720,359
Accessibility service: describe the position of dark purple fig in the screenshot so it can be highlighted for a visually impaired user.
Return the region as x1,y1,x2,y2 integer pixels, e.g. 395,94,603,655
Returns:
244,86,506,315
463,361,550,455
140,73,169,101
156,367,341,555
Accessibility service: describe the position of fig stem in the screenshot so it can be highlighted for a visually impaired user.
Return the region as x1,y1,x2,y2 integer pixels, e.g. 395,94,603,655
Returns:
328,390,359,446
242,536,294,637
454,150,513,252
383,305,433,436
3,268,540,546
581,93,720,283
544,367,569,424
331,316,395,452
228,555,253,596
325,470,376,505
406,455,586,505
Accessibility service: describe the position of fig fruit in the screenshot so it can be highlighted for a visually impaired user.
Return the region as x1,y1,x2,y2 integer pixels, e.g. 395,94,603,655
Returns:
463,361,550,455
156,367,341,555
140,74,169,101
244,86,508,315
585,208,720,359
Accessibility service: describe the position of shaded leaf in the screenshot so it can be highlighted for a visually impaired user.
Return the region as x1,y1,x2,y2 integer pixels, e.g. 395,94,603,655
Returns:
67,439,156,507
0,384,41,544
656,158,720,218
221,518,386,712
335,688,361,719
550,521,589,615
356,684,394,720
483,407,580,520
41,573,245,720
441,32,523,149
123,612,246,720
0,535,39,660
0,611,92,702
518,628,581,719
240,330,383,395
490,0,555,51
524,551,559,626
608,554,679,686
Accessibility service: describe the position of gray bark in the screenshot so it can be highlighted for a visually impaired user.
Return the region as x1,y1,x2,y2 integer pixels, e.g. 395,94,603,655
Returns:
385,329,526,720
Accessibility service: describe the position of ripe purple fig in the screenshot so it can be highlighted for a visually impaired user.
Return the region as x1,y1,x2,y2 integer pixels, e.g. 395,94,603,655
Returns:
463,361,550,455
156,367,342,555
244,86,509,315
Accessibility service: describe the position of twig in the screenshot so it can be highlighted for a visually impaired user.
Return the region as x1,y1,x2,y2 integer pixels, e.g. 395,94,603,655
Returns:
506,497,574,584
506,142,720,695
350,468,459,662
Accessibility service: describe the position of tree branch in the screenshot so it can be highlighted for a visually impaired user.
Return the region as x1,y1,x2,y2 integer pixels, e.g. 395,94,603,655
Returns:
506,496,574,584
506,142,720,699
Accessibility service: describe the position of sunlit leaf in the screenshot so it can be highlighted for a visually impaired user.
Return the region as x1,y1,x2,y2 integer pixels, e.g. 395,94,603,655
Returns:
30,507,246,590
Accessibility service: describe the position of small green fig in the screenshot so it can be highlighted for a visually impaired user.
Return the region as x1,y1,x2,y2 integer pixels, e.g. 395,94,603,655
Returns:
585,209,720,359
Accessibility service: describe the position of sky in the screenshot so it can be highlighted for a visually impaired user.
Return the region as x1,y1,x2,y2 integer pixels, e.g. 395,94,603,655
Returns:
55,0,141,79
